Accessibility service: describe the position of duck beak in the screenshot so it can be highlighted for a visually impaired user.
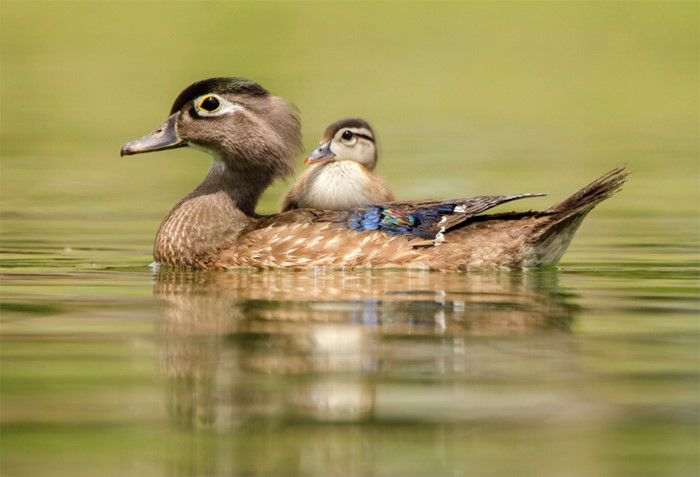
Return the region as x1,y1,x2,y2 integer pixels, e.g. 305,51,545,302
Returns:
304,140,335,165
120,114,186,156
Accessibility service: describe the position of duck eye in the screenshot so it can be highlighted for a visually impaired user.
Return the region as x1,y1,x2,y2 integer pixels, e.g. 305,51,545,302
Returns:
341,130,354,141
198,96,220,112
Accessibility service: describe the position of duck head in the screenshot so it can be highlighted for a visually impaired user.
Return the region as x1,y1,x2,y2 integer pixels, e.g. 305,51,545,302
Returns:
305,118,378,170
121,77,302,193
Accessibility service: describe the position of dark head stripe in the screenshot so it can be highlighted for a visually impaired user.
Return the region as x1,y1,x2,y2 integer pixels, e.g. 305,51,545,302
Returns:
352,132,375,142
169,77,269,114
323,117,375,141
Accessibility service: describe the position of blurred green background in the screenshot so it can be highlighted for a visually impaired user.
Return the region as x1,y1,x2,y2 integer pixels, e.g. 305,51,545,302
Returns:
2,3,698,476
2,0,698,225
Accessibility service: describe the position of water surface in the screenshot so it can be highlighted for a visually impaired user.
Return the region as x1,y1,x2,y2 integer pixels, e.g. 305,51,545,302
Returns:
2,216,698,475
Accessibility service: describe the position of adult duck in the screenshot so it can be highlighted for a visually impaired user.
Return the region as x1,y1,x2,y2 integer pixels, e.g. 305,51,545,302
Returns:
121,77,627,270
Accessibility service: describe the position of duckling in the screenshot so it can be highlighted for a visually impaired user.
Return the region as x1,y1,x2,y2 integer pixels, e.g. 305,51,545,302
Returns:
281,118,394,211
121,77,627,270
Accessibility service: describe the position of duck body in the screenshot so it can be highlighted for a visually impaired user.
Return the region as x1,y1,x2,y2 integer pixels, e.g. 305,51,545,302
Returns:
217,170,625,270
282,118,394,211
121,77,627,271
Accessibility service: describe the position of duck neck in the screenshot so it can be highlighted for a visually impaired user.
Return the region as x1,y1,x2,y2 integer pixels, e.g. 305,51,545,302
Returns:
192,157,270,216
154,156,273,267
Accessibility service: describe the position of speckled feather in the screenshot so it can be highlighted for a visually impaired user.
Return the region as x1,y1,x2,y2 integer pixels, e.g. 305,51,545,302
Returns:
157,168,627,270
211,167,628,270
153,165,627,270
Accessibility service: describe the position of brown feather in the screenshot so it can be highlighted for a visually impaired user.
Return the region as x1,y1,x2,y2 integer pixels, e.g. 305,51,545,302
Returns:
209,167,628,270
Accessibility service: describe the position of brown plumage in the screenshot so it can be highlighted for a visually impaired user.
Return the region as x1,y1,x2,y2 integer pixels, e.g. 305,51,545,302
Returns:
121,77,627,270
281,118,395,211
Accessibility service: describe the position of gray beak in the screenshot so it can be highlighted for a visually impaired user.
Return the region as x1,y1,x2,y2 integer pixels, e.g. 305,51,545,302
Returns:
121,113,186,156
304,140,335,165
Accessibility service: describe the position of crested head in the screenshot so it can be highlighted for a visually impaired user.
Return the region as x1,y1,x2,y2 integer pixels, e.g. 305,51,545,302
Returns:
169,77,269,115
122,76,303,217
170,77,302,185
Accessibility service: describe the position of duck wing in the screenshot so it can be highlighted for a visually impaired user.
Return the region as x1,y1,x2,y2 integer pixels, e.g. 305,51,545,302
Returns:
259,193,544,243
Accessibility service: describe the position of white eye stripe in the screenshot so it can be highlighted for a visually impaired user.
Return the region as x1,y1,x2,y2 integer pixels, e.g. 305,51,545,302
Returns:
193,94,245,117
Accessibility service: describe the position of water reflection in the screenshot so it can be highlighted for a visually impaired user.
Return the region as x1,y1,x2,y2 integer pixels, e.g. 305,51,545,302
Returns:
153,268,579,431
153,268,576,332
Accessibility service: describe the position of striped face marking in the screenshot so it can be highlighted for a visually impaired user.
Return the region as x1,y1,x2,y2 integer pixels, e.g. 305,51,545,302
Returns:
333,127,374,147
328,127,376,169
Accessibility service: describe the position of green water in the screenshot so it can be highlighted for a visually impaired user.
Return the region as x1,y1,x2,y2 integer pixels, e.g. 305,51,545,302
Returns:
2,2,699,476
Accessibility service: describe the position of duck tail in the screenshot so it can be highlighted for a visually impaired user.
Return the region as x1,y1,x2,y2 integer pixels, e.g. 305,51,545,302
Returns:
525,166,628,267
544,166,629,218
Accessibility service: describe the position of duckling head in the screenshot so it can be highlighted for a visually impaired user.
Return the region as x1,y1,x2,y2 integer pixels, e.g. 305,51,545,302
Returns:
121,77,302,184
305,118,378,170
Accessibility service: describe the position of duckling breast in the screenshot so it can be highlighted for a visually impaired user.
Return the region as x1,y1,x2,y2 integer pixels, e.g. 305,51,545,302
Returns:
299,162,394,210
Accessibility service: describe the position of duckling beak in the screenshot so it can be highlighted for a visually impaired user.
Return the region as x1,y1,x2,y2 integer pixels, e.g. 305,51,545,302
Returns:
304,140,335,165
120,114,186,156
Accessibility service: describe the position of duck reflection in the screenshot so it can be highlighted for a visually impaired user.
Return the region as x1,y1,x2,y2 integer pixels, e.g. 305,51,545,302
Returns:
153,268,578,430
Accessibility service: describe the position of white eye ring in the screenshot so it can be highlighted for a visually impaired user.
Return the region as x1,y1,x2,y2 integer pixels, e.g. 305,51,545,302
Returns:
193,94,244,117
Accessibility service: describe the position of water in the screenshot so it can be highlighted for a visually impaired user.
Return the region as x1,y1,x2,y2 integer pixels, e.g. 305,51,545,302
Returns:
2,1,699,475
2,214,698,476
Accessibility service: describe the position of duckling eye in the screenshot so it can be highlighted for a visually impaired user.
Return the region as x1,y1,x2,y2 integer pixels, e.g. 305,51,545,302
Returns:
198,96,220,112
341,130,354,141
